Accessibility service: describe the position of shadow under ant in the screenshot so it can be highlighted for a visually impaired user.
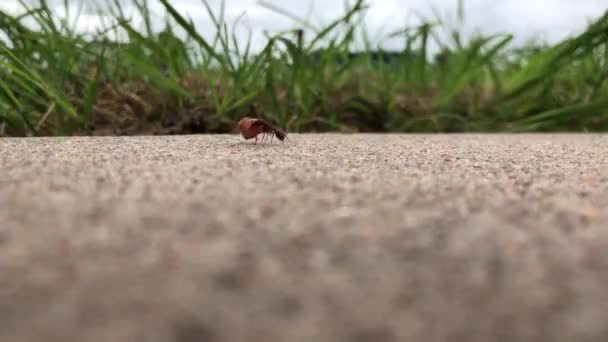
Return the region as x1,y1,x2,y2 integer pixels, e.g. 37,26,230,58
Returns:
227,138,292,150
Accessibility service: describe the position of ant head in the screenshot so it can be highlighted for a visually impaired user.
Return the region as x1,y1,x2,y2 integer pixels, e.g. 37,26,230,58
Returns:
275,130,289,142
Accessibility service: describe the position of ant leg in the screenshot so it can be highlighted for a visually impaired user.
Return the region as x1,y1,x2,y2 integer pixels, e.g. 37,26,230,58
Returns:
254,136,258,144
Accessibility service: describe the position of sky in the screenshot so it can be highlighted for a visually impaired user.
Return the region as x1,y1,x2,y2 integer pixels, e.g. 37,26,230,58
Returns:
1,0,607,52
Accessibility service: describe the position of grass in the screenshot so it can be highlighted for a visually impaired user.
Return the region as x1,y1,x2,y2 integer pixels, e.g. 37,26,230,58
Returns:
0,0,608,137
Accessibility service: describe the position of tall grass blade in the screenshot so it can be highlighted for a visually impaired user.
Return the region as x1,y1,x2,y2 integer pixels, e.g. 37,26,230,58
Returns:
513,98,608,128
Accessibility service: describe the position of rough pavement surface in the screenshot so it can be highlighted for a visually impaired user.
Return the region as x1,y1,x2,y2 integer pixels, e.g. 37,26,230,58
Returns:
1,134,608,342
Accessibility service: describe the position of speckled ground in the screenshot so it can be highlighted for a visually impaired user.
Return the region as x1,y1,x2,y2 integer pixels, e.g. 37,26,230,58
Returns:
1,134,607,342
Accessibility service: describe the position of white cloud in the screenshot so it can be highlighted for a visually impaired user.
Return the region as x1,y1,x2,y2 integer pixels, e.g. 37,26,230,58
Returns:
1,0,606,52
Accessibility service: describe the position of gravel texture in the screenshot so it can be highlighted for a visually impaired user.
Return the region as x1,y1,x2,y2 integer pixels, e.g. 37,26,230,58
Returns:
1,133,608,342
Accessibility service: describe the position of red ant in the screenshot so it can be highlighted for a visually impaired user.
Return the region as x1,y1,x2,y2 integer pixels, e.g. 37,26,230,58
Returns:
237,117,290,144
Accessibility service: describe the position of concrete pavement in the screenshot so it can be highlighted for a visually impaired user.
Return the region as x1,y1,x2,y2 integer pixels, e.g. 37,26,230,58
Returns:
1,134,607,342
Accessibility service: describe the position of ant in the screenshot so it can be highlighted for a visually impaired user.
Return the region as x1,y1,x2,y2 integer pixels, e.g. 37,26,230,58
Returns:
237,117,290,144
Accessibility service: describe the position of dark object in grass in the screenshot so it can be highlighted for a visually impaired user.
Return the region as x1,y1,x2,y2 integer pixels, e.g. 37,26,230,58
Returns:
237,117,289,144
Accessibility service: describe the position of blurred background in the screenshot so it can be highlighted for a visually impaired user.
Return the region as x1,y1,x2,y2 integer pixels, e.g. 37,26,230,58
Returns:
0,0,607,136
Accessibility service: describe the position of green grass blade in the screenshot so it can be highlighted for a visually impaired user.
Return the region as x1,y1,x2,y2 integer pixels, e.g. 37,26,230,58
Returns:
437,34,513,107
158,0,222,63
82,49,106,130
513,98,608,128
